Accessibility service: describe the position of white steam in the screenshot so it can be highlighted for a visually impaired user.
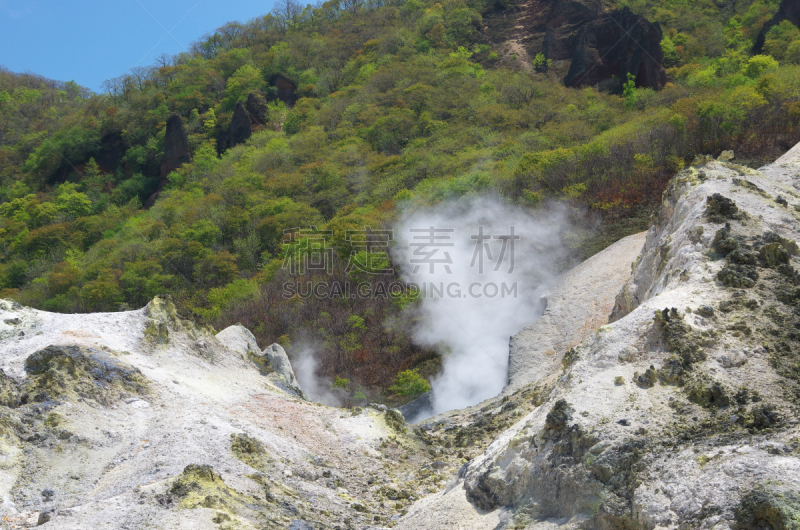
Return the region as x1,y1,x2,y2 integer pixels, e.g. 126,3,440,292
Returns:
293,346,342,407
393,197,569,421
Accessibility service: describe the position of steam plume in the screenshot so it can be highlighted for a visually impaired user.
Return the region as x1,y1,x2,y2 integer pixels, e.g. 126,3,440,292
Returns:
293,345,342,407
393,197,569,421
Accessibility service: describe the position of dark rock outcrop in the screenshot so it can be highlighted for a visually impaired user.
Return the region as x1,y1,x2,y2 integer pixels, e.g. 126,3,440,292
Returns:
521,0,605,62
229,101,252,148
246,91,268,128
95,131,127,172
398,392,432,422
23,345,148,405
563,6,666,90
754,0,800,53
146,114,191,207
490,0,665,90
159,114,191,179
47,131,125,185
268,74,297,107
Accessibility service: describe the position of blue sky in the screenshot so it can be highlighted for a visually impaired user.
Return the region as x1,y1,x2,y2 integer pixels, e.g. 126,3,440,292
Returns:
0,0,274,92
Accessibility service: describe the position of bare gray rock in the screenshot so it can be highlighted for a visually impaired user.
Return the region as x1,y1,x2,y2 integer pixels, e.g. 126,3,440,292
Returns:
263,343,303,397
216,325,305,398
507,231,646,390
215,324,260,357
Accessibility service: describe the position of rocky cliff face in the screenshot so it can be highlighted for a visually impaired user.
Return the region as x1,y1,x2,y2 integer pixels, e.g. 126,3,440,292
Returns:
563,6,666,90
507,231,646,392
491,0,666,90
94,132,127,174
158,115,191,180
246,91,268,128
268,74,298,107
516,0,603,61
3,146,800,529
146,114,192,206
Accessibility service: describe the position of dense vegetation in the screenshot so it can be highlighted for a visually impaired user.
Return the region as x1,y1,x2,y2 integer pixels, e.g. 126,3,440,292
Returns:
1,0,799,401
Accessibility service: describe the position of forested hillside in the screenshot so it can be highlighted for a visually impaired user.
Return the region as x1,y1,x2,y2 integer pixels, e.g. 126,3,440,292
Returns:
1,0,799,402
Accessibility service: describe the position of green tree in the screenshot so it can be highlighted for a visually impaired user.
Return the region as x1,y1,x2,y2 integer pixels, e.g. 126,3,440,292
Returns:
787,40,800,64
56,183,92,218
203,109,217,135
532,53,552,72
388,369,430,397
764,20,800,61
225,65,263,109
661,36,679,67
622,72,638,108
743,55,779,78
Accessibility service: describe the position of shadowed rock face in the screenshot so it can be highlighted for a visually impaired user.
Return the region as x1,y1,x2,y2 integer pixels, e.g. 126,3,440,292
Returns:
159,114,191,179
48,131,127,185
95,131,126,172
229,101,252,148
246,91,268,127
147,114,191,206
499,0,665,90
563,6,666,90
398,392,432,422
754,0,800,53
269,74,297,107
522,0,605,61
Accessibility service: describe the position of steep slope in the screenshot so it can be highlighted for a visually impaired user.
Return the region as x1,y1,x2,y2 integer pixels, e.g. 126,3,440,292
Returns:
487,0,666,90
507,231,646,392
399,147,800,528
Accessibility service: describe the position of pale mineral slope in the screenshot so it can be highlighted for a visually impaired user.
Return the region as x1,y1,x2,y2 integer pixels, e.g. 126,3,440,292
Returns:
399,149,800,529
0,298,450,529
507,231,647,391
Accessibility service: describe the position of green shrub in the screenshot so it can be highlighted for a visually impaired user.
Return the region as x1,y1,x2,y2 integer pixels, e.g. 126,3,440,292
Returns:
388,369,431,397
743,55,779,78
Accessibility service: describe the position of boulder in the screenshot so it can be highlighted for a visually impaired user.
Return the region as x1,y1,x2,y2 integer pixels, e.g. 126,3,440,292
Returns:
215,324,260,357
229,101,252,148
398,392,432,423
215,325,304,398
263,343,303,396
36,509,54,525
